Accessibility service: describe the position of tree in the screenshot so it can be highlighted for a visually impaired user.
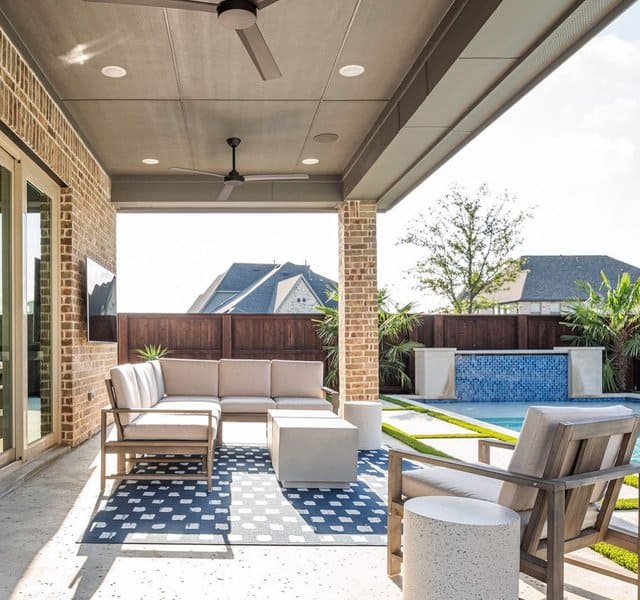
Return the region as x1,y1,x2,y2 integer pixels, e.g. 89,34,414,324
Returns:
398,183,532,313
562,272,640,392
314,288,423,390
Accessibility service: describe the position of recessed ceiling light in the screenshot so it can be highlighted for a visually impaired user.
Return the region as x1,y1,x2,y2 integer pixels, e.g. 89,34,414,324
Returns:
101,65,127,79
339,64,365,78
313,133,339,144
302,158,319,165
142,158,159,165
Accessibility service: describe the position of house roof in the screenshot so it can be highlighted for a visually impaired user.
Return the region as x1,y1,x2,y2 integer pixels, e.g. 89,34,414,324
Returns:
500,255,640,303
190,262,336,313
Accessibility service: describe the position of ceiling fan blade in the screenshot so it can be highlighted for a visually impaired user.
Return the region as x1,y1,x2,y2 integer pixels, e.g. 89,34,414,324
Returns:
83,0,218,12
170,166,225,178
244,174,310,182
236,24,282,81
255,0,281,8
217,183,236,201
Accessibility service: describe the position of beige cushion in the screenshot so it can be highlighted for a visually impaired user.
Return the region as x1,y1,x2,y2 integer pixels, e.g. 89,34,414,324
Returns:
499,405,634,511
123,411,217,441
110,365,142,425
156,398,221,420
271,360,324,399
218,359,271,397
160,358,218,396
402,465,599,539
221,396,275,413
149,360,165,399
275,397,333,411
133,362,160,407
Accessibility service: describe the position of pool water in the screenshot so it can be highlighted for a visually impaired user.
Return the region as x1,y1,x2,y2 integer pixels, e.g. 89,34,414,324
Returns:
433,400,640,461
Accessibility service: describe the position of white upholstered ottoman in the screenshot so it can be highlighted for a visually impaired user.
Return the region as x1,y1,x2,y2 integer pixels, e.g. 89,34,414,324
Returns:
267,409,338,453
270,416,358,488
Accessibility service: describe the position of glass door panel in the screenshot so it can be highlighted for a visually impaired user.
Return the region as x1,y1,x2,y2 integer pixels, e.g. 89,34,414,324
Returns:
0,158,13,465
25,182,52,444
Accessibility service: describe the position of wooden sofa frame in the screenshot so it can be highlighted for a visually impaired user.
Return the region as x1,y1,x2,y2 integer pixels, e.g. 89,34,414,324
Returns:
387,416,640,600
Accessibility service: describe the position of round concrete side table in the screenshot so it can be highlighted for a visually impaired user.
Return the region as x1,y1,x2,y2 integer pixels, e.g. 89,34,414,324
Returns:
343,401,382,450
403,496,519,600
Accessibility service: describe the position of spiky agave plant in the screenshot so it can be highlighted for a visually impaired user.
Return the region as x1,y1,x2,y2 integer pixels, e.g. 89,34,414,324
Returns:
135,344,171,361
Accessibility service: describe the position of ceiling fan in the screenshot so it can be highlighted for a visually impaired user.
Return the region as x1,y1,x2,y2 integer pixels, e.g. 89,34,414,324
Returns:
171,137,309,201
83,0,283,80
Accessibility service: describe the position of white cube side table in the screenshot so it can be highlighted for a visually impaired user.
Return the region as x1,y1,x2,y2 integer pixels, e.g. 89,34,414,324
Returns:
266,409,338,453
403,496,520,600
271,417,357,488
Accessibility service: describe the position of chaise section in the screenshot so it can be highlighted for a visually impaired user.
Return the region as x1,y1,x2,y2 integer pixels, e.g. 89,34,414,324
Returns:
271,359,333,411
122,410,217,441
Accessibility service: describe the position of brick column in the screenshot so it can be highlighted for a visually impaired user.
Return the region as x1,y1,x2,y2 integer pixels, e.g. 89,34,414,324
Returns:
338,200,378,406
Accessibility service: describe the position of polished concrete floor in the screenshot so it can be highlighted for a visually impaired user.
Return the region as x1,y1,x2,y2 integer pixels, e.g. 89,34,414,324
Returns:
0,422,636,599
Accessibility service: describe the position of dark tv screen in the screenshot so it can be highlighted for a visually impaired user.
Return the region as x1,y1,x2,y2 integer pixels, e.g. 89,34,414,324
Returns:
87,257,117,343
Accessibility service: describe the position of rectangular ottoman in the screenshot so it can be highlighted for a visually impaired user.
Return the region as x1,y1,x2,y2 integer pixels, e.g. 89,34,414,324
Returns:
266,408,338,453
270,416,358,488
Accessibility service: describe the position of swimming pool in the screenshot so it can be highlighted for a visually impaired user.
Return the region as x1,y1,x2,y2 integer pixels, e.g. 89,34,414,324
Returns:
432,399,640,460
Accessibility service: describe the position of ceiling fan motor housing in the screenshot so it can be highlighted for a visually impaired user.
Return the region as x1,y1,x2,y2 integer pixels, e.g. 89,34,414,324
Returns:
217,0,257,30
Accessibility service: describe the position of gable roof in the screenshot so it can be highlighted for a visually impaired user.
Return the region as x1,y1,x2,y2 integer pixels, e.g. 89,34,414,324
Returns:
189,262,336,314
504,255,640,303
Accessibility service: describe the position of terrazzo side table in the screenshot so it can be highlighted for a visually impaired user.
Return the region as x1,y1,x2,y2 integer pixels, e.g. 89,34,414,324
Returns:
402,496,519,600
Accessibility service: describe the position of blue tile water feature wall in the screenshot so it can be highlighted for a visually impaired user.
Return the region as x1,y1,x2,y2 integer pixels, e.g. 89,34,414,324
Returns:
454,353,568,402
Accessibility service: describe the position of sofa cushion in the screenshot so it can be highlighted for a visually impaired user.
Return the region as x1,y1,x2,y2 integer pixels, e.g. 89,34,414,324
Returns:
274,397,333,411
133,362,160,407
110,365,142,425
149,359,165,399
160,358,218,396
271,360,324,399
123,411,216,441
499,404,634,511
218,359,271,397
156,398,221,420
221,396,275,414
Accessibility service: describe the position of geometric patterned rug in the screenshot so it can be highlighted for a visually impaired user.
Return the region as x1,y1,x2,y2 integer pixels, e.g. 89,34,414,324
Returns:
81,445,394,546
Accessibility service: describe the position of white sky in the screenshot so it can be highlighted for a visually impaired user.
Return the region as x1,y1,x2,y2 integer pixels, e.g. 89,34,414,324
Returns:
117,4,640,313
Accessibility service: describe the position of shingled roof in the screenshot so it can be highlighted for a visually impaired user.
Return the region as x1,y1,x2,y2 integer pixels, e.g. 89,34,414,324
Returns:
509,255,640,302
188,262,337,314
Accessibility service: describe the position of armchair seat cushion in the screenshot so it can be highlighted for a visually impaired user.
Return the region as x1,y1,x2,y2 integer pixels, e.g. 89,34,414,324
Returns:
221,396,275,413
274,397,333,411
123,411,217,441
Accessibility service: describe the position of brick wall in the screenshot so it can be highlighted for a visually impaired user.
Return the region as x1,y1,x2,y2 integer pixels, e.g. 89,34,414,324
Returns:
338,200,379,403
0,28,117,446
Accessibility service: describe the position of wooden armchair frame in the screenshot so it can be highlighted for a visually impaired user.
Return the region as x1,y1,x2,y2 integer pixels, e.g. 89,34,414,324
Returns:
387,416,640,600
101,379,216,492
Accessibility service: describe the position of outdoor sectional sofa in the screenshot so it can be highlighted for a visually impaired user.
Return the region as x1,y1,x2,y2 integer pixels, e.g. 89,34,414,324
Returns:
101,358,338,491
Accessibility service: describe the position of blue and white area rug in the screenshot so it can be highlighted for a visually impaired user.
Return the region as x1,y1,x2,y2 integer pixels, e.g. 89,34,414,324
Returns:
82,445,392,546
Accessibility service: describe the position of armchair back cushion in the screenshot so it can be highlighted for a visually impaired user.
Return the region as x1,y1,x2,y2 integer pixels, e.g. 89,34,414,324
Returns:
160,358,219,396
271,360,324,399
149,359,165,398
219,359,271,397
498,404,634,511
110,364,142,425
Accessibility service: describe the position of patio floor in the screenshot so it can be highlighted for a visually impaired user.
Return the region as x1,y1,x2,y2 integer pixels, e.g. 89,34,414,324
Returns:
0,421,636,599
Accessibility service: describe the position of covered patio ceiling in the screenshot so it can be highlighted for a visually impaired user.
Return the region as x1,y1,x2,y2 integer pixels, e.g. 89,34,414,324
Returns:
0,0,633,212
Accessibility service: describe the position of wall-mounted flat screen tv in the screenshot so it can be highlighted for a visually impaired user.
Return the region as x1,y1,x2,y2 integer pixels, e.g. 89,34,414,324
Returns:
87,257,117,343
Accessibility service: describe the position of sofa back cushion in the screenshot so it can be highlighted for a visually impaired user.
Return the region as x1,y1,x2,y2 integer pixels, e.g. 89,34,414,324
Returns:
160,358,218,396
271,360,324,399
149,359,165,399
498,404,634,512
219,359,271,397
133,362,160,407
110,364,142,425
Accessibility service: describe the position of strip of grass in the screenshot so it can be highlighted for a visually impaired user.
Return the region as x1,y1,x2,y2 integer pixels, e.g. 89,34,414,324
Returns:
624,474,639,488
592,542,638,573
380,395,517,444
381,407,409,412
413,433,484,440
614,497,639,510
381,423,455,459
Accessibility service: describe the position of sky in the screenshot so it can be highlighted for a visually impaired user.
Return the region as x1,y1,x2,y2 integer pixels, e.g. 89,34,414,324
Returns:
117,3,640,313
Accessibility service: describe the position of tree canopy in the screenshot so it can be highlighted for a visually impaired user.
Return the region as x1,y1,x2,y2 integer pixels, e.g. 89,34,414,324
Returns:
398,183,532,313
